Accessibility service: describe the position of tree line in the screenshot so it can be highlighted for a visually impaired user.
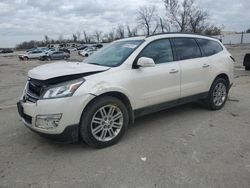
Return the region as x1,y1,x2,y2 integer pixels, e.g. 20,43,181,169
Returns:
16,0,224,49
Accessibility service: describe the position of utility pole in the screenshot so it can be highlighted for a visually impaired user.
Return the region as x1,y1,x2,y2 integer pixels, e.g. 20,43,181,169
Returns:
240,31,244,44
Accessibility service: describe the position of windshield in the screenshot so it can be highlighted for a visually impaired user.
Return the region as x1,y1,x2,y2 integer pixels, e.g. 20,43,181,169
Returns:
83,40,144,67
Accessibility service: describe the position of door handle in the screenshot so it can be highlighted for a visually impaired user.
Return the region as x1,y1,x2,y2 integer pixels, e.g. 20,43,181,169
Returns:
169,69,179,74
202,64,210,68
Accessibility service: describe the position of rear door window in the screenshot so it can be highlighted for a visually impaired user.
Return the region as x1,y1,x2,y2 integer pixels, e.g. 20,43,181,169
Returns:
173,38,202,60
196,38,223,56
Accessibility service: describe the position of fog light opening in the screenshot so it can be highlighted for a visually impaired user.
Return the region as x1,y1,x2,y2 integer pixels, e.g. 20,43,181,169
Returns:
35,114,62,129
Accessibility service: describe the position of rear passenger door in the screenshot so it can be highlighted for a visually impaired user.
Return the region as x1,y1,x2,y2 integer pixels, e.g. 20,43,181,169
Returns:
172,38,210,98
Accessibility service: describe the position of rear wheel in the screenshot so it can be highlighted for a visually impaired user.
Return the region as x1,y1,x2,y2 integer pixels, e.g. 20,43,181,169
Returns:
80,96,129,148
204,78,228,110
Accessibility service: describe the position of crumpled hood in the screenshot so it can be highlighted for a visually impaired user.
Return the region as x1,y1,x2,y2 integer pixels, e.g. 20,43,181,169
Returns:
28,61,110,80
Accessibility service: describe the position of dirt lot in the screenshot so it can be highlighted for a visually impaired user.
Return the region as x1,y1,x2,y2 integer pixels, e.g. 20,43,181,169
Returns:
0,46,250,188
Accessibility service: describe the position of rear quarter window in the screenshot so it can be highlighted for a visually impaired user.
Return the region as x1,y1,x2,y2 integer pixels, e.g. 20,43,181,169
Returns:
196,38,223,56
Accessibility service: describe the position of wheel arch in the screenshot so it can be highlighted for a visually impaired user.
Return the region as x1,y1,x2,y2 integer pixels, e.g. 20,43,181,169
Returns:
214,73,230,88
83,91,135,125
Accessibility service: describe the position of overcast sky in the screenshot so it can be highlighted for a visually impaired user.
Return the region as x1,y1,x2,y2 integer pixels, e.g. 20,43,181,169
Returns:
0,0,249,47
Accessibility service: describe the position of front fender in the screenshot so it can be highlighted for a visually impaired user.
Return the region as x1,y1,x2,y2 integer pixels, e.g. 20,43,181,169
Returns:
79,80,135,109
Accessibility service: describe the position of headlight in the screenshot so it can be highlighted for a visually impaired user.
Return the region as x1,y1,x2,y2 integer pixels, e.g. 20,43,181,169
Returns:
42,78,84,99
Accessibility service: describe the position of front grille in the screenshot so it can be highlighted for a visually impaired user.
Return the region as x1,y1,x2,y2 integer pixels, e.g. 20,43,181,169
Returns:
26,79,47,102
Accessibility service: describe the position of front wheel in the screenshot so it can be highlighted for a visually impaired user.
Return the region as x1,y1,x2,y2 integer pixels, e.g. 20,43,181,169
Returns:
204,78,228,110
80,96,129,148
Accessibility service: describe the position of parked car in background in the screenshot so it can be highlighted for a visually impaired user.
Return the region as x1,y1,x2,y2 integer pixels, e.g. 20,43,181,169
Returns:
68,48,77,52
92,44,103,48
59,48,70,54
26,48,37,52
0,49,14,53
77,46,88,51
39,51,70,61
79,47,96,57
45,48,56,54
19,50,46,60
243,53,250,70
17,33,234,148
26,47,49,53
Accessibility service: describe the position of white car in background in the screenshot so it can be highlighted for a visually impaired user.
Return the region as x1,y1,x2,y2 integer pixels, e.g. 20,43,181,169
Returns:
17,33,234,148
79,47,96,57
18,50,46,61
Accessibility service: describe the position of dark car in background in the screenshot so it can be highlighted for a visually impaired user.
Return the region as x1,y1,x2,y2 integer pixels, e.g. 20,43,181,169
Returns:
39,51,70,61
243,53,250,70
77,46,88,51
92,44,103,48
0,49,14,53
59,48,70,54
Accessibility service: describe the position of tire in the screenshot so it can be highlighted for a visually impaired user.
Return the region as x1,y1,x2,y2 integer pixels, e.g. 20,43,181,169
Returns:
85,54,89,57
204,78,229,110
245,66,250,71
80,96,129,148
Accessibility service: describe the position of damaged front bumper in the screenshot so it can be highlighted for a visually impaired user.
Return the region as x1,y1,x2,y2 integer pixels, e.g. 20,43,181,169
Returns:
17,93,95,143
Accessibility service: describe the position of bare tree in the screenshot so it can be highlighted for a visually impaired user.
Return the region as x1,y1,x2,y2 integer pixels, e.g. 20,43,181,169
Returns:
72,34,77,42
44,35,50,44
159,17,170,33
58,34,64,43
108,29,115,42
94,30,102,43
136,6,158,35
127,24,132,37
76,32,81,42
116,25,125,39
83,30,90,43
131,27,138,37
127,24,139,37
188,5,208,33
163,0,193,32
204,25,222,35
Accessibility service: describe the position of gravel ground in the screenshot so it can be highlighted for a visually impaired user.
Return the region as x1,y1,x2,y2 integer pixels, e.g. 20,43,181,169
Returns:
0,46,250,188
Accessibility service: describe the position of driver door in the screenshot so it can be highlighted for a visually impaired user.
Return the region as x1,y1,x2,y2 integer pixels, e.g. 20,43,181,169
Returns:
130,39,181,109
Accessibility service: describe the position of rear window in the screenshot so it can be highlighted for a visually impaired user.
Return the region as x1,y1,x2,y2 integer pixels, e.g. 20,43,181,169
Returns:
32,51,42,53
54,51,63,54
173,38,202,60
196,38,223,56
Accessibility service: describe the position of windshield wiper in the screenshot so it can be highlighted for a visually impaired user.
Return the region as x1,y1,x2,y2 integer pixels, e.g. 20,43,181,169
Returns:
88,62,110,67
88,62,101,66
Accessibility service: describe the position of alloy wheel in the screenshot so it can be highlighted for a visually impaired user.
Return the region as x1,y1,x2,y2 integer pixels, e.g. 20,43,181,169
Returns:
213,82,227,106
91,105,124,142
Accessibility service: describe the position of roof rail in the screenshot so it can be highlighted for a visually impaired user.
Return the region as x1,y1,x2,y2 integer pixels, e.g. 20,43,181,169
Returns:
146,32,214,39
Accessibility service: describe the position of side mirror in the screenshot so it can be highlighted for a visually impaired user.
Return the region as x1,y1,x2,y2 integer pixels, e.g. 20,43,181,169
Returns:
137,57,155,68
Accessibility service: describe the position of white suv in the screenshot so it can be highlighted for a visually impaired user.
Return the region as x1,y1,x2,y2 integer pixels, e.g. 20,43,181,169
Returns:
17,33,234,148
